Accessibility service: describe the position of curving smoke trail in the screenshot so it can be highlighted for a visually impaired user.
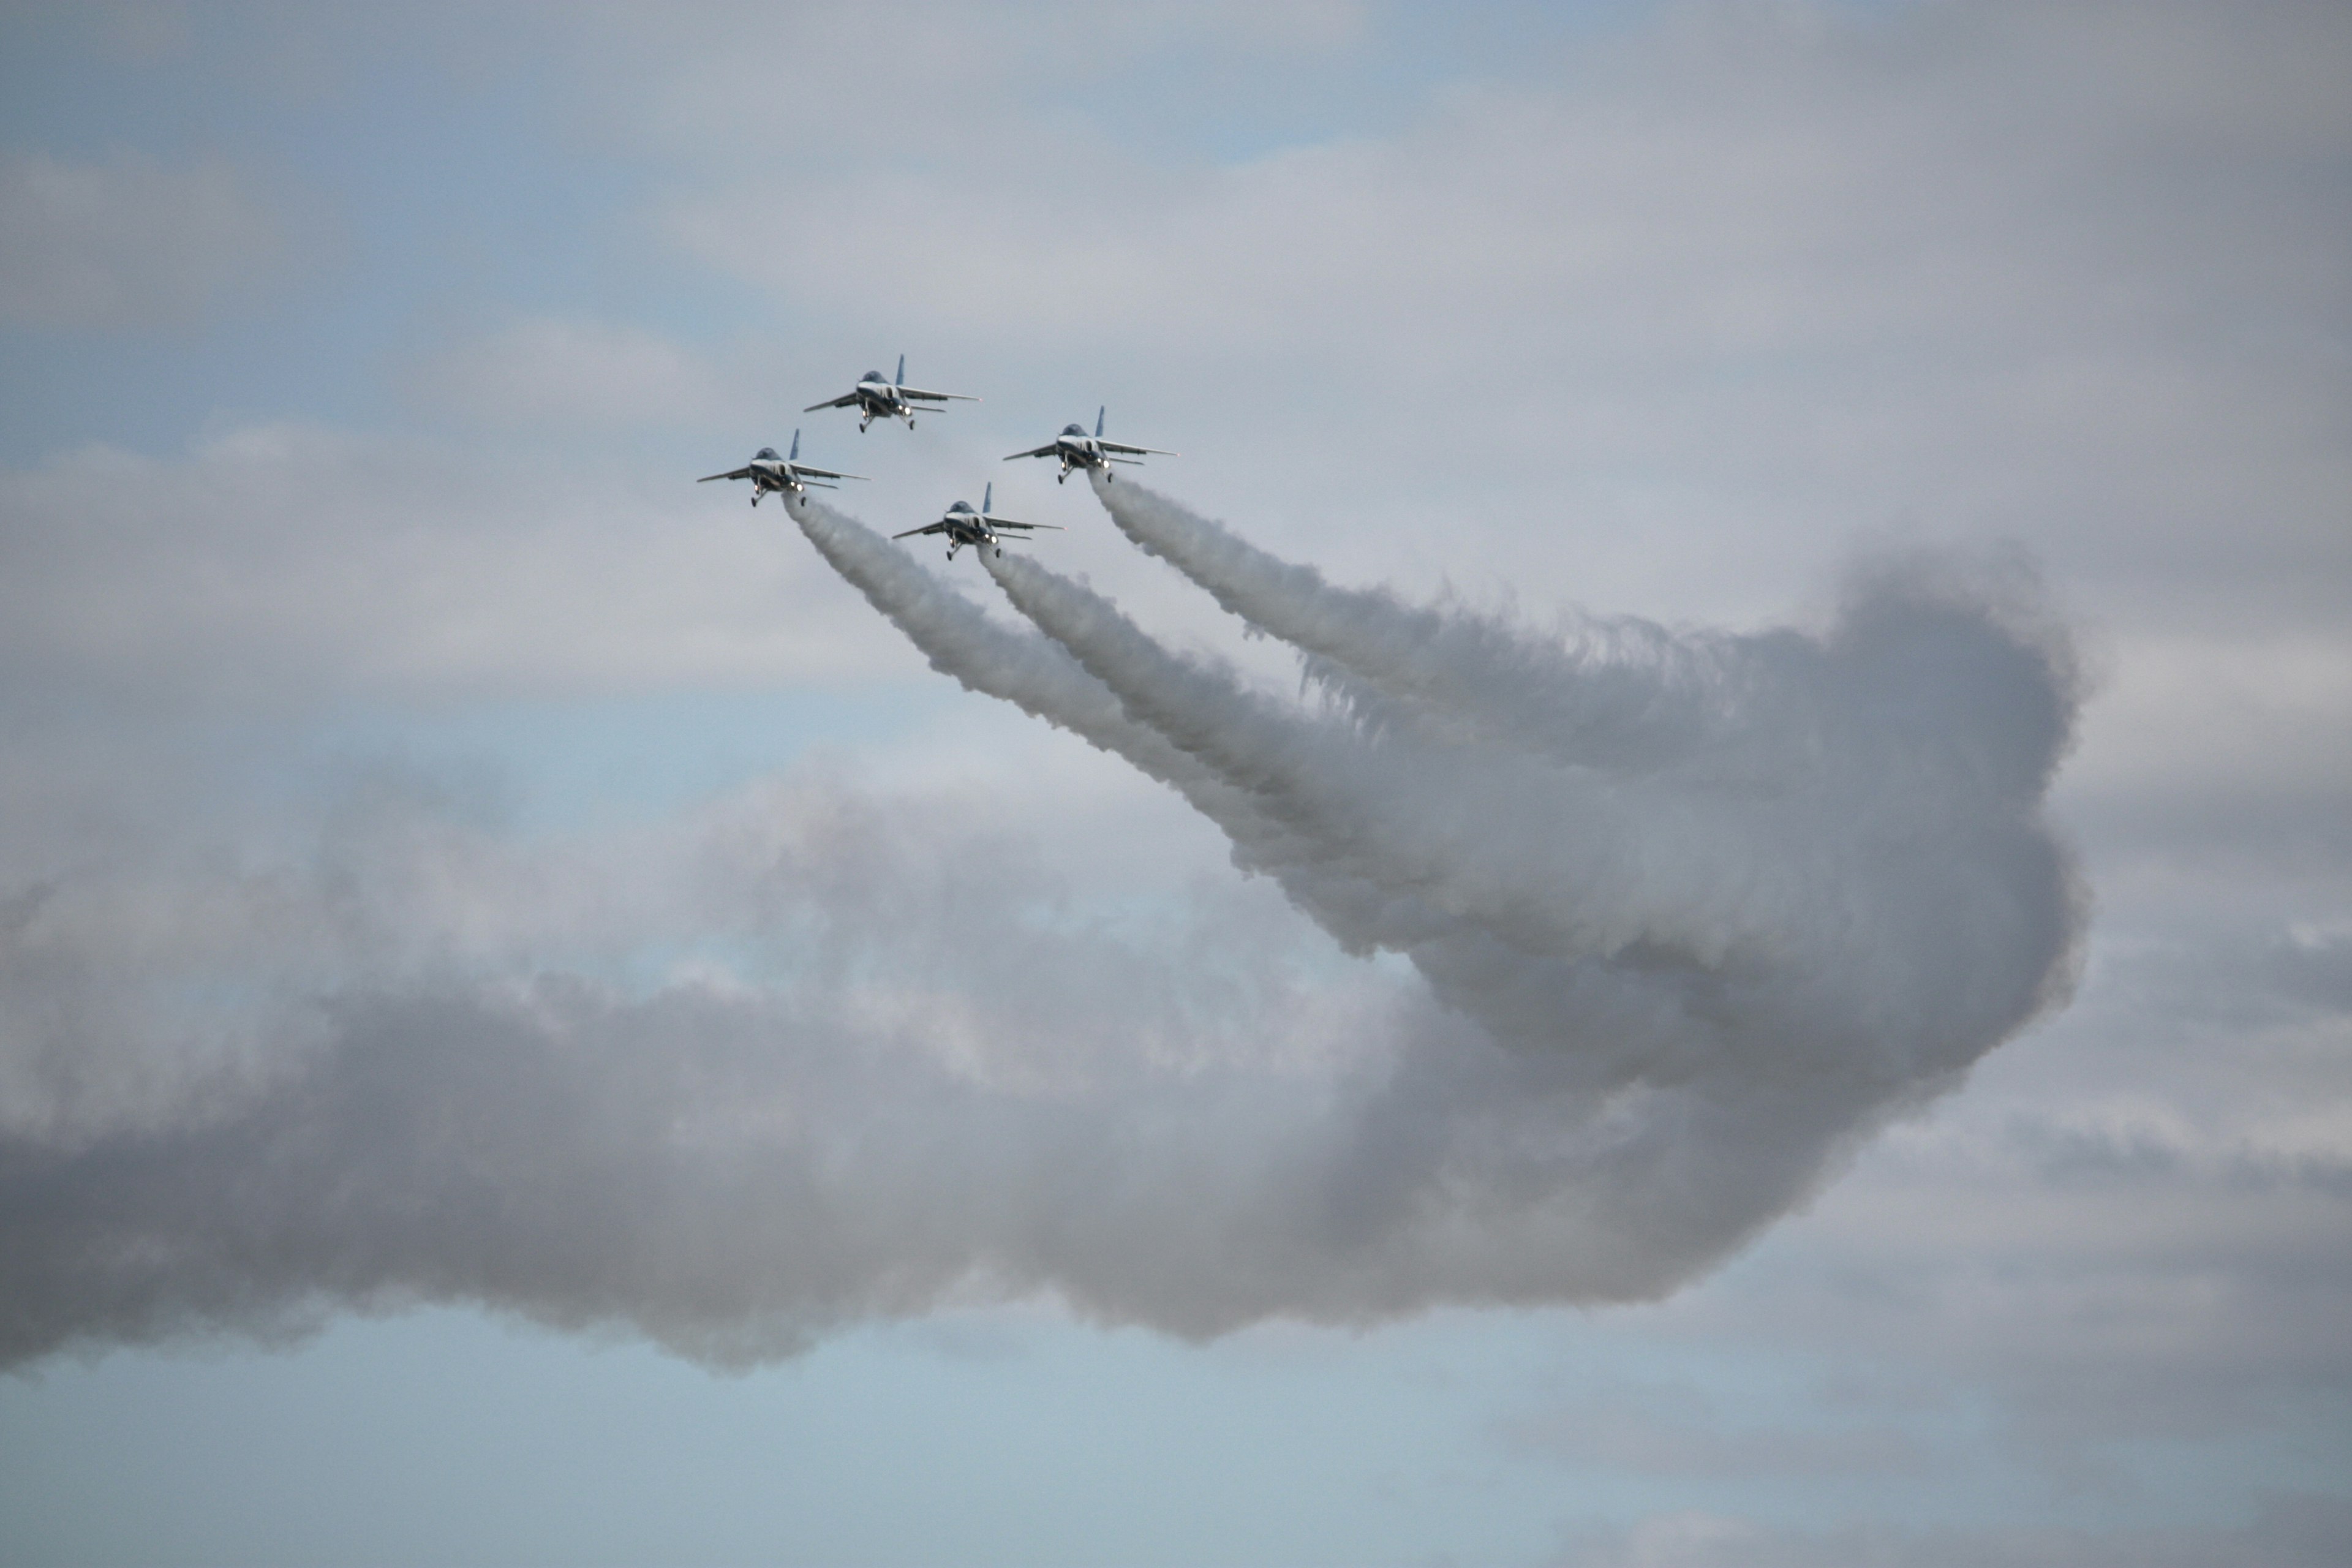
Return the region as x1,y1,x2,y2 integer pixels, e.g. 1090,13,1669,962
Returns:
794,487,2090,1305
816,479,2084,1304
1036,476,2082,1083
0,487,2084,1369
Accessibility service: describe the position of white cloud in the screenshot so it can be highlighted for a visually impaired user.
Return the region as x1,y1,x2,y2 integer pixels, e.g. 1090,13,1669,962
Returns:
638,1,2349,639
416,317,729,429
0,423,911,704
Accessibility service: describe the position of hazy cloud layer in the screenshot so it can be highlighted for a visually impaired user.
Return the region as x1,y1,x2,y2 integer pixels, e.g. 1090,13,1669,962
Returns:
415,317,729,431
636,0,2350,639
1548,1495,2352,1568
0,149,289,330
0,423,903,704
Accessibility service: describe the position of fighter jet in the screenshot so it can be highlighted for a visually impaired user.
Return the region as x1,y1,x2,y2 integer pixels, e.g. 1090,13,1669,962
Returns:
804,354,978,432
697,429,867,506
1004,407,1177,483
892,483,1061,560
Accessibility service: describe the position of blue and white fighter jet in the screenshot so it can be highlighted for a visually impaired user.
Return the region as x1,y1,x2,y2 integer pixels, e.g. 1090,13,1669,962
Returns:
804,354,979,432
1004,407,1176,483
892,483,1061,561
697,429,866,506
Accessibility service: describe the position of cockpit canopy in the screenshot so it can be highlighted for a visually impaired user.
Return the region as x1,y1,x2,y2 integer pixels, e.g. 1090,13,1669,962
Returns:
755,447,779,460
862,370,888,384
1061,423,1088,437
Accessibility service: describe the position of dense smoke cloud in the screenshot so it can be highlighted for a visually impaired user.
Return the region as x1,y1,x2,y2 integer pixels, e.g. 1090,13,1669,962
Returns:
793,484,2084,1303
0,484,2083,1367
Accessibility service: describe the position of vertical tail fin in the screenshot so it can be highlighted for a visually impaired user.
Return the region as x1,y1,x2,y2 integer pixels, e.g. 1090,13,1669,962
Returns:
983,481,993,514
1096,405,1106,439
789,429,801,461
895,353,907,387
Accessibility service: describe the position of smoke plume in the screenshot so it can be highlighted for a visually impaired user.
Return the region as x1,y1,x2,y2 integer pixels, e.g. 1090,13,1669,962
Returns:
0,484,2083,1368
798,481,2082,1304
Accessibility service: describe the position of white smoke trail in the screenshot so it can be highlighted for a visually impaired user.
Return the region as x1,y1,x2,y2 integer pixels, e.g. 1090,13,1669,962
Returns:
0,489,2084,1368
1005,481,2079,1080
813,479,2083,1314
785,494,1457,954
1084,470,1766,770
791,498,1808,1093
924,484,2084,1234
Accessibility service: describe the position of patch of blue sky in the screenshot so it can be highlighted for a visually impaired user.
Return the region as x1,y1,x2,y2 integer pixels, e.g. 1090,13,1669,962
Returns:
10,1293,2299,1568
2082,1407,2352,1532
0,1306,1631,1568
0,9,673,461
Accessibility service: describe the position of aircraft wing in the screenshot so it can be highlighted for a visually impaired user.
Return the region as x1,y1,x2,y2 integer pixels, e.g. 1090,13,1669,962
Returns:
803,391,861,412
793,464,868,482
1098,442,1177,456
892,522,950,540
1002,444,1061,461
987,519,1063,532
698,467,755,483
897,386,978,403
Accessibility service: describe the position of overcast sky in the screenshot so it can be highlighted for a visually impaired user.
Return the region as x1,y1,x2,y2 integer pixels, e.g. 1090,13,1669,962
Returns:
2,4,2347,1565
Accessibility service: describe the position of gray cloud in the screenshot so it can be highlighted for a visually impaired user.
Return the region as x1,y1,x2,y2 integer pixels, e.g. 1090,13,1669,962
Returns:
1547,1494,2352,1568
1497,1379,1930,1480
1707,920,2352,1444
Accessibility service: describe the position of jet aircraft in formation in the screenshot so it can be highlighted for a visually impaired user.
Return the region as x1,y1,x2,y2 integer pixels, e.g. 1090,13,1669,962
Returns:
704,355,1175,561
696,429,866,506
804,354,978,432
1003,407,1175,484
892,483,1059,561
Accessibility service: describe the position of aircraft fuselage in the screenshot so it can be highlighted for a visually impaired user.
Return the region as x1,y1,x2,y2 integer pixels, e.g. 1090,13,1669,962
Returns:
1054,435,1107,476
854,382,914,429
935,504,1000,558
